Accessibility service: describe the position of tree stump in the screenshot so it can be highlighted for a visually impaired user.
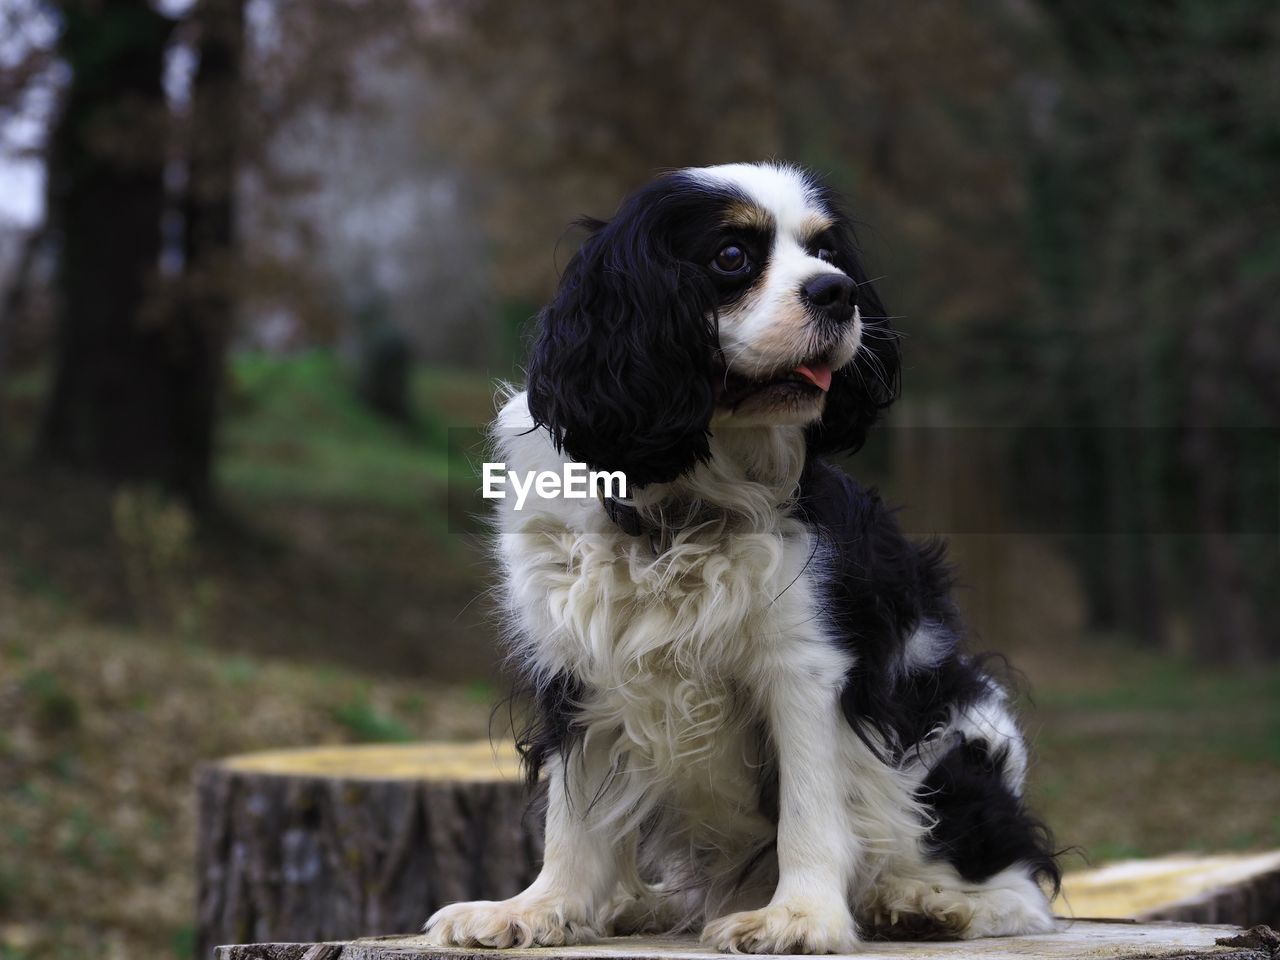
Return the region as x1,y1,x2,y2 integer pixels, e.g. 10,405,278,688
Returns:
198,741,1280,957
196,742,542,960
1062,851,1280,926
213,921,1280,960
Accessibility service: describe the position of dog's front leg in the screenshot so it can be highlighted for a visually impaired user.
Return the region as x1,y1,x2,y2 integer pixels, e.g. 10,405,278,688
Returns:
702,668,860,954
424,744,621,948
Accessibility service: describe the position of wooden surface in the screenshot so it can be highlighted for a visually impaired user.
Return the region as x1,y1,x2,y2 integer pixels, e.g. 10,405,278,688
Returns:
1065,852,1280,924
198,743,1280,958
196,741,538,960
218,741,525,782
213,921,1280,960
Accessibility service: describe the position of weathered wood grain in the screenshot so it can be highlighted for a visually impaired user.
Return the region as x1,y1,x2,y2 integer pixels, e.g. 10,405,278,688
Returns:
1065,852,1280,926
197,743,542,960
213,921,1280,960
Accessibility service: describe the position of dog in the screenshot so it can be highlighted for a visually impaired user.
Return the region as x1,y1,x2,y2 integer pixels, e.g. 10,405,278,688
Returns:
425,162,1060,953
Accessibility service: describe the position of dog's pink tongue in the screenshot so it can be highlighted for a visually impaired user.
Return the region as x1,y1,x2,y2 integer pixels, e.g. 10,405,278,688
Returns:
793,361,833,392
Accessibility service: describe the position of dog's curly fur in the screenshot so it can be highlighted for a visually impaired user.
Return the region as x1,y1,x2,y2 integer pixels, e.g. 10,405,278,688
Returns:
425,162,1060,954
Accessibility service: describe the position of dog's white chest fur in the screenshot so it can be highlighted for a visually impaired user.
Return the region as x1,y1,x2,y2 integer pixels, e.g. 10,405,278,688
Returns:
510,495,815,781
494,393,831,806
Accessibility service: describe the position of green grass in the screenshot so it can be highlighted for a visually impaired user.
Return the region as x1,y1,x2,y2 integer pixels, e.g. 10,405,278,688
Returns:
1026,650,1280,862
331,697,416,743
1,350,497,515
219,351,491,510
1039,655,1280,714
1033,653,1280,764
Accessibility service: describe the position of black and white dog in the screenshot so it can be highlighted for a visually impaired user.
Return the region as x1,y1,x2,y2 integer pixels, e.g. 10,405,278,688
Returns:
426,162,1060,953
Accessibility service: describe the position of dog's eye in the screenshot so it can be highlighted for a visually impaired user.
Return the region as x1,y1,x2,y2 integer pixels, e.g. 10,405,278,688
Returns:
712,244,749,274
816,248,837,264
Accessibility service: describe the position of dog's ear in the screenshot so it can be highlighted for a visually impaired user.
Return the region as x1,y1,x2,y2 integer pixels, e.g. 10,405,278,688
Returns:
526,194,720,487
806,228,901,456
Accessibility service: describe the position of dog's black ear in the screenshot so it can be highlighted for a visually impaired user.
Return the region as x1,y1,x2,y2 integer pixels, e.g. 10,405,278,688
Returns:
806,225,901,456
526,187,720,487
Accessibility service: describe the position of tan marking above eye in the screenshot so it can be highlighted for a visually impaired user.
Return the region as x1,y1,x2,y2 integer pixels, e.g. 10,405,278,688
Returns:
796,213,836,245
722,202,774,232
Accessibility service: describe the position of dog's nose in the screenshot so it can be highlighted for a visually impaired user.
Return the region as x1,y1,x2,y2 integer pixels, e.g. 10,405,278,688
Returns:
801,273,857,322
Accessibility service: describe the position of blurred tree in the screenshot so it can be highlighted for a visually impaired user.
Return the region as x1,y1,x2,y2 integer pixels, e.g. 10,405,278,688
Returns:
422,0,1031,372
0,225,50,448
3,0,1271,662
0,2,56,450
34,0,245,512
38,0,179,494
423,0,790,299
424,0,1278,662
1018,0,1280,662
220,0,495,370
351,288,412,424
177,0,245,507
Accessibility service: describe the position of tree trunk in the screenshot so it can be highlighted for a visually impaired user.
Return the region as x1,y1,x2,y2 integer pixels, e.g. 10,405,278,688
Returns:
0,226,47,452
195,742,544,960
39,0,177,489
39,0,245,512
1065,850,1280,927
176,0,246,510
1185,286,1264,665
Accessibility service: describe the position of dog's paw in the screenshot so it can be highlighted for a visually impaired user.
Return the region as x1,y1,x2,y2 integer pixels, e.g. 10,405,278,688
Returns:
701,900,859,954
944,884,1054,940
423,897,598,948
866,872,1055,941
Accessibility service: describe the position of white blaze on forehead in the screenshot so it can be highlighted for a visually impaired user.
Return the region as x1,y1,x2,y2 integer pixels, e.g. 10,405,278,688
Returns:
684,162,826,237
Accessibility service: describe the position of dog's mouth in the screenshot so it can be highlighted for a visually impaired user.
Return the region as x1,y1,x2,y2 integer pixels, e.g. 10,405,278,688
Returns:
714,356,834,408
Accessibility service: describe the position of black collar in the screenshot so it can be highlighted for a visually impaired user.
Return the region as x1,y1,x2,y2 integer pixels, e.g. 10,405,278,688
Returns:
601,495,649,538
600,494,671,554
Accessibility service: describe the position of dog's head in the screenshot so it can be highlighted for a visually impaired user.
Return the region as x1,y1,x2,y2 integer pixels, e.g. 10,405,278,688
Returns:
527,162,899,486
